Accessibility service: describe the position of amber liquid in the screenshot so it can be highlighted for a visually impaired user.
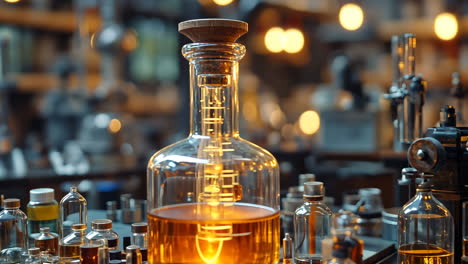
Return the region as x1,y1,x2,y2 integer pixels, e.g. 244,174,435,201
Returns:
80,244,100,264
59,243,80,259
399,243,453,264
148,203,280,264
464,237,468,256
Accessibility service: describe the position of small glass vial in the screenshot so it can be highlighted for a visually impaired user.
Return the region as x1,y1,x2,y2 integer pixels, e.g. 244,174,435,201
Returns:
398,174,454,264
86,219,119,250
59,223,86,259
130,223,147,249
34,227,59,255
294,181,333,264
24,247,41,264
322,211,364,264
80,244,100,264
463,201,467,263
126,245,141,264
282,233,293,264
27,188,59,240
59,186,88,238
0,198,28,251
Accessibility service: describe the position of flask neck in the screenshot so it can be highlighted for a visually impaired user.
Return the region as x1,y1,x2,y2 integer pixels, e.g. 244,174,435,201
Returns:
183,43,245,138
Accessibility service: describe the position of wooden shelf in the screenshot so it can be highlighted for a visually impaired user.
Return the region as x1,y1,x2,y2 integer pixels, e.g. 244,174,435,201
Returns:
0,6,100,33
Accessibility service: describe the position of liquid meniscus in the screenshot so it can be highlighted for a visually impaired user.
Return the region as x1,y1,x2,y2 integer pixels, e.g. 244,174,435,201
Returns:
398,243,453,264
148,203,280,264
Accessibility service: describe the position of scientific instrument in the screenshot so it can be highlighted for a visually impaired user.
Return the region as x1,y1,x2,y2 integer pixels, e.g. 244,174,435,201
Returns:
146,19,280,264
398,174,454,264
407,105,468,261
294,181,332,264
59,187,88,238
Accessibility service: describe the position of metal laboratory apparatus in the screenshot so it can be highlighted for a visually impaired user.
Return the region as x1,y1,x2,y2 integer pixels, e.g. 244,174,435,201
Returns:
147,19,280,264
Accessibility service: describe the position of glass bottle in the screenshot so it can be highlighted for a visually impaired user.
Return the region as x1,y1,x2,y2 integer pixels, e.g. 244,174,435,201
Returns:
34,227,58,256
80,244,100,264
59,223,86,259
147,19,280,264
0,198,28,251
322,211,364,264
85,219,119,251
25,247,41,264
398,174,454,264
463,201,467,263
59,187,88,238
294,181,333,264
131,223,147,249
27,188,59,240
126,245,142,264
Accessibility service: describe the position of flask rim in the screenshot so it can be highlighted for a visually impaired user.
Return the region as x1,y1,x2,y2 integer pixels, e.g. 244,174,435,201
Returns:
182,42,246,62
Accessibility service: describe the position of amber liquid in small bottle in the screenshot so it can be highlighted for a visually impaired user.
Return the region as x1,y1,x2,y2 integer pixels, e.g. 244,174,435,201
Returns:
463,237,468,263
399,243,453,264
148,203,280,264
80,244,100,264
59,243,80,259
35,237,59,255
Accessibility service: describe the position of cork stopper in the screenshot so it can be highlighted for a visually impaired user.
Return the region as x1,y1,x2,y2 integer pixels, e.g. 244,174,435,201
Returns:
178,19,248,43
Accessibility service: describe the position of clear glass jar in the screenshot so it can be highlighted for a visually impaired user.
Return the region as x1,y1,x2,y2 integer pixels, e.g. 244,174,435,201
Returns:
34,227,59,256
398,176,454,264
59,187,88,238
131,223,147,249
59,223,86,259
322,211,363,264
0,198,28,251
27,188,59,240
294,181,333,264
85,219,119,251
146,19,280,264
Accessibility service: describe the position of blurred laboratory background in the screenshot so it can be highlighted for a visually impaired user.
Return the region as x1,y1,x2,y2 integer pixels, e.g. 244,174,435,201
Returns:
0,0,466,210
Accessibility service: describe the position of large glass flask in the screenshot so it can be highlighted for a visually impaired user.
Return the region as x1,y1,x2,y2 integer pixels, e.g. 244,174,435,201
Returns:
294,181,332,264
398,175,454,264
59,187,88,238
147,19,280,264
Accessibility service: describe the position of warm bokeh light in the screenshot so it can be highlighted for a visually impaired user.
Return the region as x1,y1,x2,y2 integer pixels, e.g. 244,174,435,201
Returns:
339,3,364,31
212,0,233,6
284,29,304,54
299,110,320,135
264,27,284,53
434,12,458,41
108,118,122,133
3,0,20,3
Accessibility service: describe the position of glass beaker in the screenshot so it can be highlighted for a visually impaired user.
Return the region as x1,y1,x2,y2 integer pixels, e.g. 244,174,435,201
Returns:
398,175,454,264
147,19,280,264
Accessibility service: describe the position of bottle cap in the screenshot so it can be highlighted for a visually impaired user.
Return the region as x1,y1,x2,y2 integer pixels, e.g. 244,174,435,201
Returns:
3,198,20,208
40,227,50,233
91,219,112,229
126,245,140,253
131,222,148,233
28,248,40,255
71,223,86,230
179,19,248,43
303,181,324,197
30,188,55,203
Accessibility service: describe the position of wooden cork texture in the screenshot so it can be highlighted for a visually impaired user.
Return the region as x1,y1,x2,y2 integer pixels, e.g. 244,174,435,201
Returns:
178,19,248,43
